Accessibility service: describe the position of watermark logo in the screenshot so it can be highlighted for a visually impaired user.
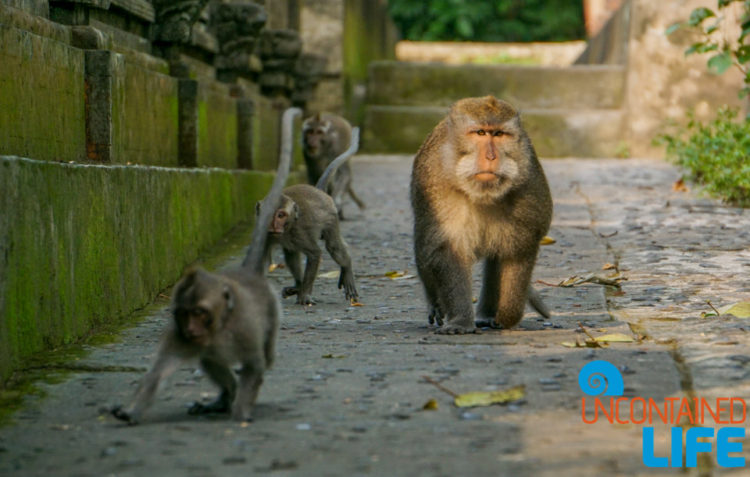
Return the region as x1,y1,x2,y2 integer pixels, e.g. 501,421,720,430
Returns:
578,360,746,468
578,360,624,396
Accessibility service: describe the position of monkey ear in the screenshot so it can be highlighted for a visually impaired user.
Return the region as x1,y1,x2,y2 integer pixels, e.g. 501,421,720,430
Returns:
293,203,299,219
314,112,321,122
223,285,235,312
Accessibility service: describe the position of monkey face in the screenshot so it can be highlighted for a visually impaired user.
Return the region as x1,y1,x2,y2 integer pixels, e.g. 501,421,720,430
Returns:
175,306,214,345
452,127,522,203
269,202,298,236
302,120,332,158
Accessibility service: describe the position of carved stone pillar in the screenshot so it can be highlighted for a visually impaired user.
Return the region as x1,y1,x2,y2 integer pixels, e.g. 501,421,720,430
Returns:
212,1,267,82
152,0,209,44
291,53,327,109
258,28,302,97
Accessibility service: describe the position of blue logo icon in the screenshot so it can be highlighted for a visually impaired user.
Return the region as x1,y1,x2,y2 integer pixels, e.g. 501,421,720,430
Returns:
578,360,624,396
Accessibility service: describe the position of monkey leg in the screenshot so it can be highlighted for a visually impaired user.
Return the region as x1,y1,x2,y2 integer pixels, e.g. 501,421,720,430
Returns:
281,248,303,298
111,346,182,425
188,357,236,415
297,250,322,305
232,360,265,422
494,258,536,328
347,184,366,211
323,227,358,302
476,256,502,328
418,244,477,334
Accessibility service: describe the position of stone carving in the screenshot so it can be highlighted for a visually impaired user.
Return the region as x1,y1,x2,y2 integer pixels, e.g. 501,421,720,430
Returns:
258,29,302,95
212,1,267,75
152,0,209,43
291,53,327,106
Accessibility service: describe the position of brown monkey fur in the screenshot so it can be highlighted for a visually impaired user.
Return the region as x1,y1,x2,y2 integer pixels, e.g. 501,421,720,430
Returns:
410,96,552,334
110,108,300,424
302,112,365,219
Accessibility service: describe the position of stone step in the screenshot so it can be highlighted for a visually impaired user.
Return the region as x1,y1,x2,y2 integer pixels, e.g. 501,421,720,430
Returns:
362,105,627,158
367,61,626,110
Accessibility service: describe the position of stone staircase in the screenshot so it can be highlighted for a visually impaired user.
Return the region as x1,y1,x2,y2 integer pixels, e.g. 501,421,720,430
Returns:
361,61,627,157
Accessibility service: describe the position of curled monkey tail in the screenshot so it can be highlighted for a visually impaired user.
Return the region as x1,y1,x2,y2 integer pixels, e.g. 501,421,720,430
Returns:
315,127,360,192
242,107,301,274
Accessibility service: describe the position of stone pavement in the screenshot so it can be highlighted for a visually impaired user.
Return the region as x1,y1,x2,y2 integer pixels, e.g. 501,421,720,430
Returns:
1,156,749,477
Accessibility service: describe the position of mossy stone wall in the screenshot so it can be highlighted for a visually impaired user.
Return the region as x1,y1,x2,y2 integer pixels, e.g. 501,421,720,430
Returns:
112,56,180,166
0,22,86,162
0,156,273,382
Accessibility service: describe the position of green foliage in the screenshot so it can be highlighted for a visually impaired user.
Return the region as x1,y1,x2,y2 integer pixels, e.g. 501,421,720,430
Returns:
667,0,750,97
387,0,585,42
656,108,750,207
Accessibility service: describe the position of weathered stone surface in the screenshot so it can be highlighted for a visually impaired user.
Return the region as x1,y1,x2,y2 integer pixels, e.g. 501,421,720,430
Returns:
623,0,746,156
212,0,266,74
152,0,208,43
0,20,86,162
258,28,302,95
367,61,626,110
291,52,327,105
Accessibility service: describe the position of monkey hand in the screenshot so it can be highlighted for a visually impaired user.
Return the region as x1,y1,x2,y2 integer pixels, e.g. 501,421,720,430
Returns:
110,405,138,425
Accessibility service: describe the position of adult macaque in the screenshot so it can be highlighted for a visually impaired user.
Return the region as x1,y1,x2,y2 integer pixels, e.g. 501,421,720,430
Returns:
110,108,302,424
410,96,552,334
302,112,365,219
265,127,361,306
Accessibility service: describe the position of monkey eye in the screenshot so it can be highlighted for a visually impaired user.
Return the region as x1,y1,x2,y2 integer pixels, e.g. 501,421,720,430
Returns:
277,211,287,219
492,130,505,137
476,129,486,136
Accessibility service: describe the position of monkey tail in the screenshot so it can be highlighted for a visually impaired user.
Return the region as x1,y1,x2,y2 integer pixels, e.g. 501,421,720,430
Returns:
315,127,360,192
242,107,302,274
527,287,551,319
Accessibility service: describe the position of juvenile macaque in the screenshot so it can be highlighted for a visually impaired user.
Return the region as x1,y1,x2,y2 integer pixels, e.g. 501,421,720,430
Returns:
265,127,361,305
111,108,301,424
302,112,365,219
410,96,552,334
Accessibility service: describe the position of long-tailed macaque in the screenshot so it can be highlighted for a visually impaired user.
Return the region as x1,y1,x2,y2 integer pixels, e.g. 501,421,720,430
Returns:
110,108,302,424
302,112,365,219
264,127,361,306
410,96,552,334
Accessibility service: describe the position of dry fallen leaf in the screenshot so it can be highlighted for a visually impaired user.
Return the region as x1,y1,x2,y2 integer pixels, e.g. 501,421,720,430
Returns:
595,333,635,343
318,270,340,279
321,354,347,359
268,263,279,273
558,273,624,288
454,385,525,408
384,270,415,280
349,299,364,307
602,263,617,271
422,399,439,411
718,302,750,318
540,236,556,246
673,178,689,192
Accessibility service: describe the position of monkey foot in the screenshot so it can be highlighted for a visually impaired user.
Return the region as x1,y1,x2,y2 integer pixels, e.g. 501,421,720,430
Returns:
188,399,230,415
281,286,299,298
435,323,481,335
296,294,317,306
475,317,503,329
428,309,444,326
110,406,138,425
